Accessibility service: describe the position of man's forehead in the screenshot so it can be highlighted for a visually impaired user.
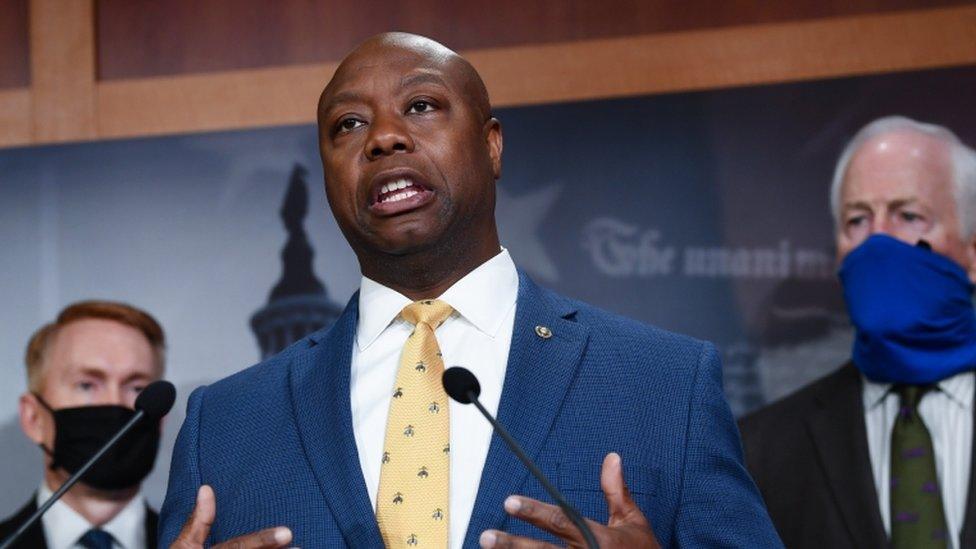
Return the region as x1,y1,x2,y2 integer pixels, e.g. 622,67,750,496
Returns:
853,130,950,167
355,33,456,65
332,62,451,91
328,36,457,86
842,130,953,195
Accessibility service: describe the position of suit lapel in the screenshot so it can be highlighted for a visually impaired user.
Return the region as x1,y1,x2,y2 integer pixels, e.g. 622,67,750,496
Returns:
145,505,158,549
959,380,976,546
289,294,383,547
1,498,47,549
805,363,887,548
462,272,589,547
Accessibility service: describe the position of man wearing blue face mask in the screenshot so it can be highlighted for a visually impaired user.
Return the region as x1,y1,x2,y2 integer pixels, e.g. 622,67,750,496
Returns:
740,116,976,549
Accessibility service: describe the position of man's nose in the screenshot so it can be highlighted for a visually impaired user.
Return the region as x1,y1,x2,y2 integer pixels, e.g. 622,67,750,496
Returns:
98,385,126,407
869,216,891,236
364,115,414,160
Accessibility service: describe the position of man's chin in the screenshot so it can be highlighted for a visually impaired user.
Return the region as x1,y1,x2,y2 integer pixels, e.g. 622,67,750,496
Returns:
77,481,141,500
374,238,439,257
364,225,447,257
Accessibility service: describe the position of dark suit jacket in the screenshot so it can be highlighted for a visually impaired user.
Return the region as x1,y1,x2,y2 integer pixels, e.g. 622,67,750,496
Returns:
739,363,976,548
0,496,159,549
160,271,782,547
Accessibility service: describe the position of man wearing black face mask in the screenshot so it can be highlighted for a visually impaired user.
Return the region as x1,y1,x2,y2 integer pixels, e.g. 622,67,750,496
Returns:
0,301,166,549
740,116,976,549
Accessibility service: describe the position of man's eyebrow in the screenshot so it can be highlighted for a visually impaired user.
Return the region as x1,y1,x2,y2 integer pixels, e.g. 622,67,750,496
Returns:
320,90,365,116
888,197,921,209
399,72,449,91
75,366,108,379
842,201,872,211
842,197,920,211
122,371,154,383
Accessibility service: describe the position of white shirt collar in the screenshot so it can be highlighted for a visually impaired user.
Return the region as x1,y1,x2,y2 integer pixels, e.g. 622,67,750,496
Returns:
941,370,975,408
37,482,146,549
862,370,975,410
356,248,518,350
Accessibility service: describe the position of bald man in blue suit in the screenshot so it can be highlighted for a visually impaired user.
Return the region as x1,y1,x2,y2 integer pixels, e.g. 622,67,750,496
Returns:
160,33,780,548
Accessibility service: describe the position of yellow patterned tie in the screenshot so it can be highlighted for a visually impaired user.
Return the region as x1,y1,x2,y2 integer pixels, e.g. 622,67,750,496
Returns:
377,299,453,548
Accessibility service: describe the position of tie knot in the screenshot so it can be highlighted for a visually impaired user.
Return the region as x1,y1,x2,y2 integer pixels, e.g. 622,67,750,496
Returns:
79,528,114,549
401,299,454,328
894,384,936,411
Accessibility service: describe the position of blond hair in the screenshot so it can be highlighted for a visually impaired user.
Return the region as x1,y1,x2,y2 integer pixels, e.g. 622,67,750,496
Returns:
25,300,166,392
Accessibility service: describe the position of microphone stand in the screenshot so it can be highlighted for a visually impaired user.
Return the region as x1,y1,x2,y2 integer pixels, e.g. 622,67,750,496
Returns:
466,390,600,549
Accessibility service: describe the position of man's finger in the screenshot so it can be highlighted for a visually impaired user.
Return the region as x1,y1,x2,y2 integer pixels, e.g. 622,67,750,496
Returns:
480,529,561,549
502,496,598,542
601,452,651,530
173,485,292,549
213,527,292,549
175,485,216,545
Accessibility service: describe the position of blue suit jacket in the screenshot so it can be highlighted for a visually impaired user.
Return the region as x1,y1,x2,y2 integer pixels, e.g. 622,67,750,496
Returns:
159,273,781,547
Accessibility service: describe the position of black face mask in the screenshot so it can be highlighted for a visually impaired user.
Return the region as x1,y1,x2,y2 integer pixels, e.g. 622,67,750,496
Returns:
34,394,160,491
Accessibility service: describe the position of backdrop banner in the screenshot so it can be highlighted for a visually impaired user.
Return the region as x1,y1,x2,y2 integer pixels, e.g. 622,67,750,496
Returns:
1,65,974,516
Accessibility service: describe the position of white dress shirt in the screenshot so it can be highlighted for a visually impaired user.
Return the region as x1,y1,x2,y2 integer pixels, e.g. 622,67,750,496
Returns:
863,371,974,549
37,482,147,549
350,249,519,549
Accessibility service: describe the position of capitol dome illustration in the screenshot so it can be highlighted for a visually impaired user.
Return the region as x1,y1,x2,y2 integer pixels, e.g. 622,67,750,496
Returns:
251,164,343,359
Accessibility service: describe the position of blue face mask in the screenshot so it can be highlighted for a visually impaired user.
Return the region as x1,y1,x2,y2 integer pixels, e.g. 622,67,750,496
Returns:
839,234,976,384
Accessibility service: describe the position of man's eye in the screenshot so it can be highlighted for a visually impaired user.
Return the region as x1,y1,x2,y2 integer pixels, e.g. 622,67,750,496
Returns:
336,118,365,133
407,100,435,114
846,216,866,227
900,211,923,222
77,381,95,391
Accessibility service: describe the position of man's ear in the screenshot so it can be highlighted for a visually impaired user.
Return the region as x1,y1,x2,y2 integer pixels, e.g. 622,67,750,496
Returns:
19,392,46,446
485,117,503,180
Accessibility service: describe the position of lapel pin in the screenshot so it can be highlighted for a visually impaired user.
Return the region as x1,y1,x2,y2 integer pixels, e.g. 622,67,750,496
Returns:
535,325,552,339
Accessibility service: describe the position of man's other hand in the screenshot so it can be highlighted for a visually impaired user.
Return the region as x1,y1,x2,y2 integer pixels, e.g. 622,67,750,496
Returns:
171,485,293,549
480,453,660,548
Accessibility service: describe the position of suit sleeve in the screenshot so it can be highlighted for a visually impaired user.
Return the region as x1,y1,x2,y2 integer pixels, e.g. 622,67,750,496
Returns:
672,343,783,548
158,385,207,547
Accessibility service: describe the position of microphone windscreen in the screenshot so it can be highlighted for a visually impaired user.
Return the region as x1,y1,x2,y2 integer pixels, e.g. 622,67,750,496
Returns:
442,367,481,404
135,380,177,420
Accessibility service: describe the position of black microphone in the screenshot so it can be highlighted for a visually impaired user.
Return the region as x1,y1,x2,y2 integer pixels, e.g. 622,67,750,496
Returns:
0,380,176,549
443,367,599,549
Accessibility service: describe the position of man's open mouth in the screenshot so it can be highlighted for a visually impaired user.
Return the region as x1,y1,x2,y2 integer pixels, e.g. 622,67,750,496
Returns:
377,178,422,204
369,172,434,215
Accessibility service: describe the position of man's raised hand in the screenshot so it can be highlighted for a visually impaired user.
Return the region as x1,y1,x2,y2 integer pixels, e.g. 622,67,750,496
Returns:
480,453,660,548
171,485,292,549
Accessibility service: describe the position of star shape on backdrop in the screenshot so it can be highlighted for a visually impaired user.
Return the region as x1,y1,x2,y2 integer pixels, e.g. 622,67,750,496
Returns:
496,182,563,282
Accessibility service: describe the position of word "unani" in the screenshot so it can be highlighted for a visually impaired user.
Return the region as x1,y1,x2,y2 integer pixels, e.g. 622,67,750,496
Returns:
581,218,833,279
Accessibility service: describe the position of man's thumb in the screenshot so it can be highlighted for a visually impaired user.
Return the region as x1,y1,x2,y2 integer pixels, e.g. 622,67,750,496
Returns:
176,485,216,545
601,453,636,521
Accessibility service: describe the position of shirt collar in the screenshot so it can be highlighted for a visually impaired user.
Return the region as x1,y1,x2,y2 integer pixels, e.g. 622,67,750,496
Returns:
356,248,518,350
862,377,891,410
939,370,974,408
38,482,146,549
862,370,974,410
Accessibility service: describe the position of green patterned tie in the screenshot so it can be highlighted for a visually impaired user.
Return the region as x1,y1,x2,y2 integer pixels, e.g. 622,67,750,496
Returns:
890,385,949,548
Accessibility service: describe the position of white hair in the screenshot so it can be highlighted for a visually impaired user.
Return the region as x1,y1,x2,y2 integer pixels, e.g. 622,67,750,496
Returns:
829,115,976,238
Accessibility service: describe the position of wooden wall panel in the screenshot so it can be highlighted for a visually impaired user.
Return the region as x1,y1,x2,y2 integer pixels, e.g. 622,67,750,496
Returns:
93,6,976,142
0,89,31,146
0,0,30,89
29,0,96,142
95,0,971,80
2,3,973,148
